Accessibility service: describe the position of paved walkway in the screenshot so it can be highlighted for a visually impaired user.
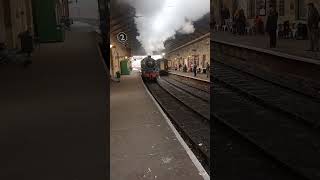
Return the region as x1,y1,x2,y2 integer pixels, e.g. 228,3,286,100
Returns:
169,70,210,82
110,71,205,180
0,27,107,179
213,31,320,60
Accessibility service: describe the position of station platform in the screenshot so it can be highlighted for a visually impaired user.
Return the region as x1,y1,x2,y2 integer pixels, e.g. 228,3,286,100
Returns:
0,26,106,179
213,31,320,63
110,71,207,180
168,70,210,82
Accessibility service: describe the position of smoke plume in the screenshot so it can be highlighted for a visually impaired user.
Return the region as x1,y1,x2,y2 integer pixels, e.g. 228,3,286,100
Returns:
118,0,210,55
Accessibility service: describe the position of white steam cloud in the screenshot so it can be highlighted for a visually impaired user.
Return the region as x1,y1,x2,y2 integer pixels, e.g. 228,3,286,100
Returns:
178,21,195,34
119,0,210,54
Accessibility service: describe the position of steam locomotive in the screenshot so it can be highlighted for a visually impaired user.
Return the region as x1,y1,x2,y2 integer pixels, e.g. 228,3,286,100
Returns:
141,55,159,81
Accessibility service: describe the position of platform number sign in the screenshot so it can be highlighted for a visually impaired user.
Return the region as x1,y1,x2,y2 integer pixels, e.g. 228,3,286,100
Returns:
117,32,127,44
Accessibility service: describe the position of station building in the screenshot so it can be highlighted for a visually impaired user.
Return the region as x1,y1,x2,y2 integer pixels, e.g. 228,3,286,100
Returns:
0,0,34,49
213,0,320,27
109,35,131,77
32,0,69,42
164,13,210,73
0,0,69,49
109,1,141,78
165,34,210,72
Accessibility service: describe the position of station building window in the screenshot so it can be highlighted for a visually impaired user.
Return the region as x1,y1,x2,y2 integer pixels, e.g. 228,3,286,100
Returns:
296,0,306,20
3,0,11,27
247,0,256,19
269,0,277,9
279,0,285,16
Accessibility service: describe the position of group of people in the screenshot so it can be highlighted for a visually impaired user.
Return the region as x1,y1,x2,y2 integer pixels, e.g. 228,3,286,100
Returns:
175,62,210,78
219,3,320,51
266,3,320,51
233,9,247,35
220,7,247,35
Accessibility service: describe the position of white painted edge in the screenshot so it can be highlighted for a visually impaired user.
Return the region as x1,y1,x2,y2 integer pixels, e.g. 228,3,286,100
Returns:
141,77,210,180
169,71,210,83
213,39,320,65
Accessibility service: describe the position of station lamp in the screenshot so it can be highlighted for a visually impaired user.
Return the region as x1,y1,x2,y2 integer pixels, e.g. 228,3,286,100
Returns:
110,44,113,48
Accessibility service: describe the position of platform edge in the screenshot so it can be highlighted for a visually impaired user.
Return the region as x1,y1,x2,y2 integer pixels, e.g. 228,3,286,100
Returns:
140,77,210,180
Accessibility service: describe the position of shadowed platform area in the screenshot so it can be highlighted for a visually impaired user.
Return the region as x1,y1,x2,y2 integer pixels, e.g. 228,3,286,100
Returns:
0,28,107,179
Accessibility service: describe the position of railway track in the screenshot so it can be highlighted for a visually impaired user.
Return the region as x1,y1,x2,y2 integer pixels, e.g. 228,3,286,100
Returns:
168,74,210,93
212,115,304,180
213,61,320,127
151,73,306,179
144,77,210,172
212,61,320,180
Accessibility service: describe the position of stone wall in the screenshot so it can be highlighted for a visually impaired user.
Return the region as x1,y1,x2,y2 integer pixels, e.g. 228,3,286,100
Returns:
213,40,320,99
166,35,210,72
110,35,131,77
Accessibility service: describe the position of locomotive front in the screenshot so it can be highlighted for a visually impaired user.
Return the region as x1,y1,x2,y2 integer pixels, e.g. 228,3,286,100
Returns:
141,55,159,81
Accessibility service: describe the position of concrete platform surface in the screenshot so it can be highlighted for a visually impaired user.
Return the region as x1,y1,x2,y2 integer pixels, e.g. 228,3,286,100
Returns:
169,70,210,82
0,28,107,179
110,71,204,180
213,31,320,62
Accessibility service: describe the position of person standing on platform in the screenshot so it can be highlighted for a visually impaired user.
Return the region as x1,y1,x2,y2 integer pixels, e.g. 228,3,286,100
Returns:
193,62,197,77
266,7,278,48
221,7,230,26
307,3,320,52
206,62,210,78
238,9,246,35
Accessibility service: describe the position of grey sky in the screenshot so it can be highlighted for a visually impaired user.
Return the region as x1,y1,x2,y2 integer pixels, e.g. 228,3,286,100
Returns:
69,0,99,19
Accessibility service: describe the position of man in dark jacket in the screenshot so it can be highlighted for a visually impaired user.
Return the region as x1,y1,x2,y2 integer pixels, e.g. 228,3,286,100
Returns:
18,28,34,57
193,62,197,77
307,3,320,51
206,62,210,78
221,7,230,25
266,7,278,48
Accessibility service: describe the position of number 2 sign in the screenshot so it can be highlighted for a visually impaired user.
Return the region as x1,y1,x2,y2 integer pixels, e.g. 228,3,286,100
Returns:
117,32,127,43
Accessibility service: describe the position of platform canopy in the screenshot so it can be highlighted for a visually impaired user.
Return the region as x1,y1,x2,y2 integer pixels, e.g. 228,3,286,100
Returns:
110,0,145,55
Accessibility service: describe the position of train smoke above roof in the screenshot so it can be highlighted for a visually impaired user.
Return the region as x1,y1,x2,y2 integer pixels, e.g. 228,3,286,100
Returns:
118,0,210,55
